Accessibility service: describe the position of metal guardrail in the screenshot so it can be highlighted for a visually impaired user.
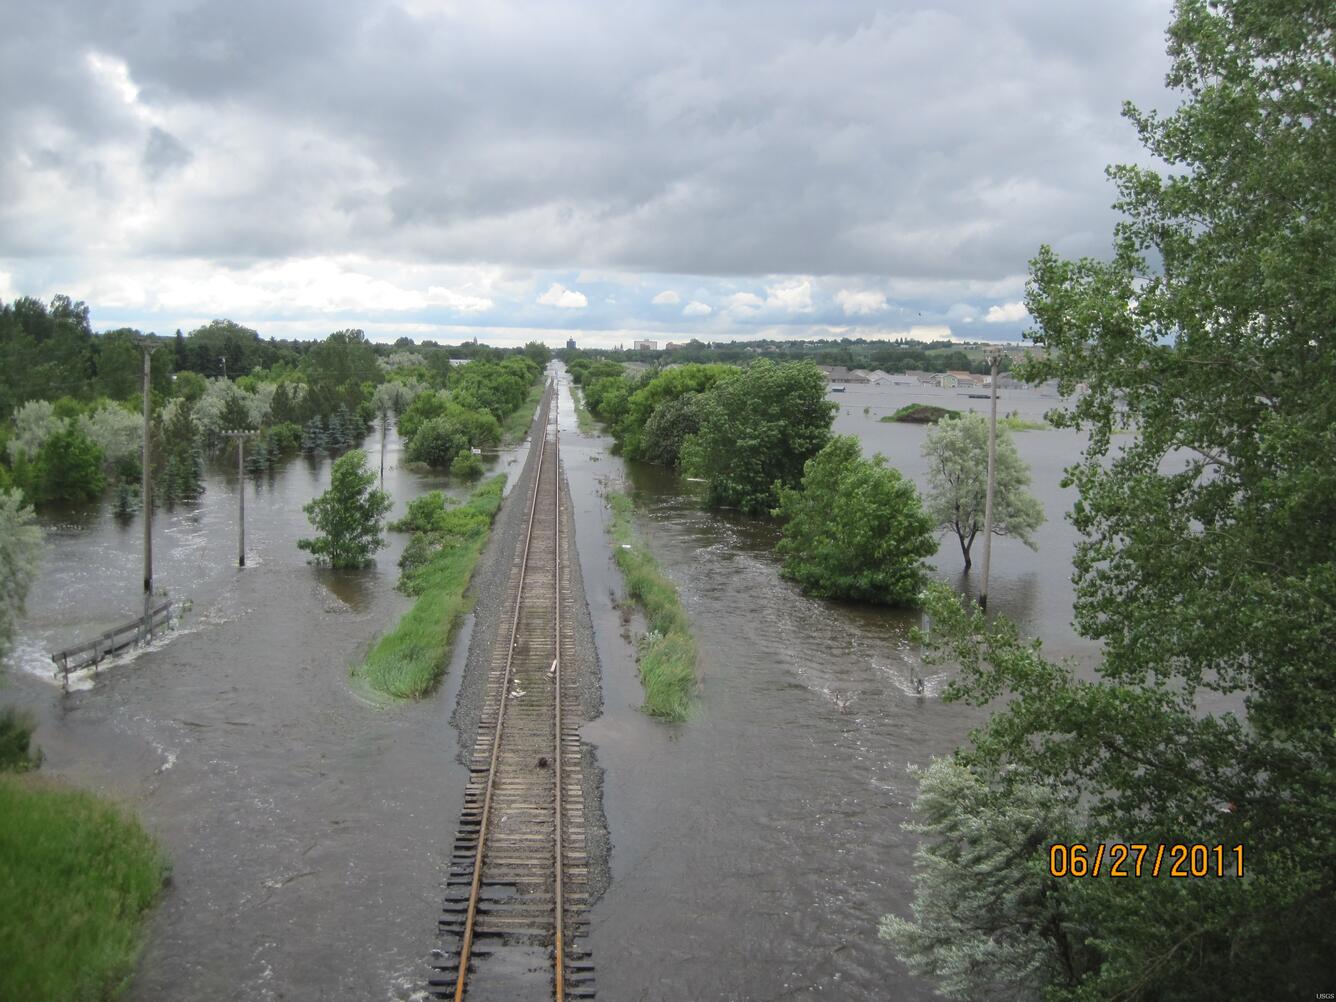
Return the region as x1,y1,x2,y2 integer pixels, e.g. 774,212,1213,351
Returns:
50,601,173,691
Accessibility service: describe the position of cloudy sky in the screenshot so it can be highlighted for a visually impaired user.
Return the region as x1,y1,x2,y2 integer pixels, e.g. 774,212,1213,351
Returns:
1,0,1177,347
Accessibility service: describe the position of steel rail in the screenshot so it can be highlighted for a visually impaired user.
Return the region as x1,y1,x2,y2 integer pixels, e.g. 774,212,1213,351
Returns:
450,381,567,1001
553,395,565,1002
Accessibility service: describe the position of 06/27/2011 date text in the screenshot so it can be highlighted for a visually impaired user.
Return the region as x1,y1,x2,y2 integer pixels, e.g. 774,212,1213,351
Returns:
1048,843,1244,878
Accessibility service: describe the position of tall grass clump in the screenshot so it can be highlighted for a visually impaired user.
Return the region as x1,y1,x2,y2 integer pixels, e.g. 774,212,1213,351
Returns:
607,491,697,721
569,383,596,434
0,776,166,1002
356,476,506,699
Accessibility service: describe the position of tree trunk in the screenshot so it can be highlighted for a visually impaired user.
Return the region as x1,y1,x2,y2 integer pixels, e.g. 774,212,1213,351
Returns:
958,529,973,570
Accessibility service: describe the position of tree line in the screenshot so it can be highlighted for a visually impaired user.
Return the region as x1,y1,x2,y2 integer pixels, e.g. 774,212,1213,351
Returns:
0,301,549,512
562,336,1014,376
569,354,1042,607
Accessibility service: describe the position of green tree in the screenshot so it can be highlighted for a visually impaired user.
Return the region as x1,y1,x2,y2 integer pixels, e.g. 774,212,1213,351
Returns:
407,417,464,467
894,2,1336,998
171,370,208,403
297,450,392,568
157,399,204,504
639,391,705,467
34,426,105,503
0,488,44,664
879,756,1090,1001
775,436,936,605
616,363,737,460
303,329,381,404
681,359,835,514
91,329,145,400
921,413,1043,570
522,340,552,368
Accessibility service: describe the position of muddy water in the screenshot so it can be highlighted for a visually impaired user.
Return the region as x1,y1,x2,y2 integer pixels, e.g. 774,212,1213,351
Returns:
557,368,1091,1000
4,425,532,1000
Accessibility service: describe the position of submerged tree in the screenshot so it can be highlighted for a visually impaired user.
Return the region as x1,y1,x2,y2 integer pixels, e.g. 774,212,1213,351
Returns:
775,436,936,606
892,2,1336,998
921,413,1043,570
297,449,392,569
157,398,204,504
681,359,835,514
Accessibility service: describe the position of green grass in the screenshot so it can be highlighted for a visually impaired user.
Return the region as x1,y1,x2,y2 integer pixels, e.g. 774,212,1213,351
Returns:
0,775,166,1002
501,379,546,445
569,383,596,434
881,404,960,424
356,476,506,699
998,414,1049,431
607,492,697,722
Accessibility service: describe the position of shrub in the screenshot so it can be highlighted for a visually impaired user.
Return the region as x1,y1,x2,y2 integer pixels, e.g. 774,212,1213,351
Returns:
450,451,484,478
0,708,40,772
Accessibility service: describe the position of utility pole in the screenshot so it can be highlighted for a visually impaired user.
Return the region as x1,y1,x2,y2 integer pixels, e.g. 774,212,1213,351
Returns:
141,341,159,629
222,430,258,567
978,346,1002,610
379,408,388,490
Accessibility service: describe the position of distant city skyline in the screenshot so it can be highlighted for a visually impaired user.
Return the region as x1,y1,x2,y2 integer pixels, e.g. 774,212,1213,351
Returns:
3,1,1176,347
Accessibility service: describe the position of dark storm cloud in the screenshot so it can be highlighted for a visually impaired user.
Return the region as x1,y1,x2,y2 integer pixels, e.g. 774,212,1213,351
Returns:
1,0,1175,281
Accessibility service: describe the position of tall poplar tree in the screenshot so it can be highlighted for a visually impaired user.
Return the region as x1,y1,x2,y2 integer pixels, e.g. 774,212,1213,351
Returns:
890,2,1336,999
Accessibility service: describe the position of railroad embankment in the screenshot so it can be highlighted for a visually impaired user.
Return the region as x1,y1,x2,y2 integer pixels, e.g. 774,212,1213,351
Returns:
0,774,166,1002
607,491,697,722
356,475,506,699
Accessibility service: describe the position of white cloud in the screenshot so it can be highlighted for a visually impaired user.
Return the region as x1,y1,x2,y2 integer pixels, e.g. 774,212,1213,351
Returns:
682,301,712,316
835,289,887,316
765,278,813,312
726,291,765,316
537,283,587,309
985,301,1029,323
651,289,681,305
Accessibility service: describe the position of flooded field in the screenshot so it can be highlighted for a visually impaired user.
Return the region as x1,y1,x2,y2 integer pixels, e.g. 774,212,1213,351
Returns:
5,427,531,1000
561,371,1091,1000
6,370,1094,999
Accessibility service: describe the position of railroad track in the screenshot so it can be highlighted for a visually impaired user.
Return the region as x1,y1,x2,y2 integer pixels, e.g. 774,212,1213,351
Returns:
430,384,594,1001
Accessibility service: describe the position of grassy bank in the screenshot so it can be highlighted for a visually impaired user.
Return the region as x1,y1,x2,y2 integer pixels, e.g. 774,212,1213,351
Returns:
356,476,506,699
501,378,546,444
0,775,166,1002
607,492,696,722
569,382,596,434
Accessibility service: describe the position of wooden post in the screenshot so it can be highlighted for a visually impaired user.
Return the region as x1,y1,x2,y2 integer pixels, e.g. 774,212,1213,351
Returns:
223,431,258,567
979,347,1002,610
380,409,388,490
141,341,158,631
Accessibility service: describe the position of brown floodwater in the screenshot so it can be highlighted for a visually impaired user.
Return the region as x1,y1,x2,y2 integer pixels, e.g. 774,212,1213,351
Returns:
5,368,1103,1000
5,424,532,1000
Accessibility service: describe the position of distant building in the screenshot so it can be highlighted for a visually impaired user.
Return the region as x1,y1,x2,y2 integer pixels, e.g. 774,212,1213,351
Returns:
665,342,683,350
820,365,869,384
632,339,659,351
566,337,577,350
946,369,982,384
